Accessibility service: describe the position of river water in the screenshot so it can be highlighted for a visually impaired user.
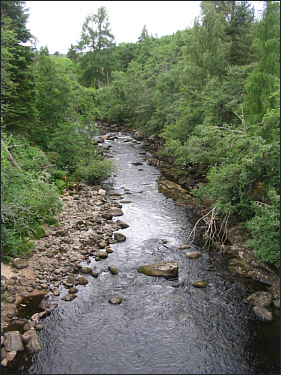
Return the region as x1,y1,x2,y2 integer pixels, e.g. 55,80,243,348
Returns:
7,129,280,374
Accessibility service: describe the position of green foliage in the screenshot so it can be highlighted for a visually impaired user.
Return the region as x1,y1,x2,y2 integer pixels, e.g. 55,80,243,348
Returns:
47,121,113,183
2,1,279,270
73,6,116,88
1,132,62,257
246,188,280,267
74,159,113,184
226,1,255,66
32,51,99,149
243,1,280,126
1,1,38,132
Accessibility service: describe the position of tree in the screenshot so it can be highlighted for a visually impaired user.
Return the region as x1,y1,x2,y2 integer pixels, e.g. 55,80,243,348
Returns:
77,6,115,52
138,25,149,43
211,1,236,22
75,6,116,88
1,1,37,133
227,1,255,65
1,13,17,119
243,1,280,130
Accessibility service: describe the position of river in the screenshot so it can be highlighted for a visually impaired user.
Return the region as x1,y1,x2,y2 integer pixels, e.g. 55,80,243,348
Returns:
7,128,280,374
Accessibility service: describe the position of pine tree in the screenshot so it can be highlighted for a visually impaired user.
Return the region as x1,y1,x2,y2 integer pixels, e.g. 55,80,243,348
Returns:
75,6,116,88
243,1,280,130
1,1,37,132
227,1,255,65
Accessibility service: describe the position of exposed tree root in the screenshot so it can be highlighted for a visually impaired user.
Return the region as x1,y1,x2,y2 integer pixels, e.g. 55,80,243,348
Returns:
186,206,230,251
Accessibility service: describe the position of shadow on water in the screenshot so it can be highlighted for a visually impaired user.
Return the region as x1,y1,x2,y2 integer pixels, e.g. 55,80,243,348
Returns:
2,128,280,374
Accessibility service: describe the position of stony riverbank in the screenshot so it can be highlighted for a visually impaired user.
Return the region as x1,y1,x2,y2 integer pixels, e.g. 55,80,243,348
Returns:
1,176,133,364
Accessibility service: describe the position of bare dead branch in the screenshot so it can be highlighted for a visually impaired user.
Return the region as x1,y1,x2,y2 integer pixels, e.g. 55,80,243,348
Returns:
186,207,215,244
40,163,56,171
1,138,23,171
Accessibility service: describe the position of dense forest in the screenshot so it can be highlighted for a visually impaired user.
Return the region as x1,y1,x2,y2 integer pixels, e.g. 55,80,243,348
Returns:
1,1,280,269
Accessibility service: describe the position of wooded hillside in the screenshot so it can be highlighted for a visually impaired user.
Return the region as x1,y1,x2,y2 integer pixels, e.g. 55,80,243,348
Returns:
1,1,280,267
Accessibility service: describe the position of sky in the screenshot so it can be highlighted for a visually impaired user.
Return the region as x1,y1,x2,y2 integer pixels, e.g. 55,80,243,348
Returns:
24,1,265,55
24,1,201,54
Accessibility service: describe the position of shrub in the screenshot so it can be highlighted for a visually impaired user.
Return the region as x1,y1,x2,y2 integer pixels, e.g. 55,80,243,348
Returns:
74,158,113,184
246,188,280,267
1,134,62,257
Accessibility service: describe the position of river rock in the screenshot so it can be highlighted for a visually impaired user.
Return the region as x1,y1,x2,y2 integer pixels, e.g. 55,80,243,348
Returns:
246,291,273,307
137,261,178,277
62,294,77,301
115,220,129,229
108,297,122,304
1,358,8,367
11,258,28,269
108,267,118,275
91,271,99,278
114,233,126,242
93,250,108,259
81,267,92,274
78,277,88,285
22,329,42,353
68,287,78,294
110,208,123,216
6,350,17,362
186,251,202,259
192,281,207,288
38,298,49,310
252,306,273,321
180,244,191,250
3,331,24,352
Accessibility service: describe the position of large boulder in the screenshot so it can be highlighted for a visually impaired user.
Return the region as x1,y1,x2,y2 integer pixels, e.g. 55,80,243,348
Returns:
3,331,24,352
137,261,178,277
22,330,42,353
246,291,273,307
11,258,28,269
252,306,273,321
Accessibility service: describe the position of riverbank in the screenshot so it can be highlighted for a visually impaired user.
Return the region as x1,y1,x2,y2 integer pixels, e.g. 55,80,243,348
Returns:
1,178,130,351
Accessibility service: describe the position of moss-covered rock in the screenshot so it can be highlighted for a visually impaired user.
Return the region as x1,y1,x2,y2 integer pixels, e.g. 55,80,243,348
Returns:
108,267,118,275
137,261,178,277
192,281,207,288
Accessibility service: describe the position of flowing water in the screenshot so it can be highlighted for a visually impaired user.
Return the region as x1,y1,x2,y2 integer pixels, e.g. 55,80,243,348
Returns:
5,129,280,374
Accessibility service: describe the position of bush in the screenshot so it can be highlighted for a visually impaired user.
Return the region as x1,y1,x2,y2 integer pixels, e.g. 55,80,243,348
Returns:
74,158,113,184
246,188,280,267
1,133,62,257
48,121,113,184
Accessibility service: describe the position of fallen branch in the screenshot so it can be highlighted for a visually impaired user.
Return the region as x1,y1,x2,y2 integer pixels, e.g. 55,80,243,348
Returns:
1,138,22,171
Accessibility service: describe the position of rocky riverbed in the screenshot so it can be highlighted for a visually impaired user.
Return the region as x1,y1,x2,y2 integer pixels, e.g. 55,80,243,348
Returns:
1,125,280,367
1,179,133,365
